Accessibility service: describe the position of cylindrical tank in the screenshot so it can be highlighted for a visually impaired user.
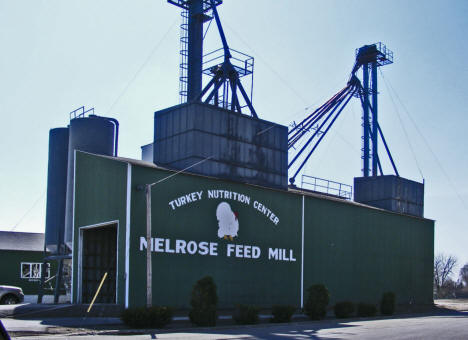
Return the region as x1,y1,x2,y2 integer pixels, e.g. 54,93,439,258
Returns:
64,115,118,250
45,128,69,254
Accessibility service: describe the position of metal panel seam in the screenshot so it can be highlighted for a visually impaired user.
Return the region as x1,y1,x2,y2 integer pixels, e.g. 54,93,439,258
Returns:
116,222,120,305
78,227,82,303
301,194,305,308
71,150,76,303
125,163,132,308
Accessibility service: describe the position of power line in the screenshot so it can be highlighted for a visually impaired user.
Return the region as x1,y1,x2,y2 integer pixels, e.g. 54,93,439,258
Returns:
379,69,424,179
223,21,309,107
223,20,353,129
381,70,467,211
10,189,46,231
148,155,214,187
106,19,178,115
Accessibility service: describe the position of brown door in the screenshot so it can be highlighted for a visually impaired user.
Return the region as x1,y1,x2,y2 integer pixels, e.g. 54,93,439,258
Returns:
81,224,117,304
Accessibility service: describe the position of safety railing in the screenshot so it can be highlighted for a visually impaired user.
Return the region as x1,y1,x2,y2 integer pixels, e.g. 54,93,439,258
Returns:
301,175,352,200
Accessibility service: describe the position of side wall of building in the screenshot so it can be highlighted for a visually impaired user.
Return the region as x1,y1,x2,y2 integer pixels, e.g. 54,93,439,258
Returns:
304,196,434,305
0,250,55,295
72,152,128,305
73,153,434,309
128,165,302,309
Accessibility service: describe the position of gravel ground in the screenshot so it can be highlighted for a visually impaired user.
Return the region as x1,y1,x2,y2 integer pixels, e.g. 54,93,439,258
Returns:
434,299,468,312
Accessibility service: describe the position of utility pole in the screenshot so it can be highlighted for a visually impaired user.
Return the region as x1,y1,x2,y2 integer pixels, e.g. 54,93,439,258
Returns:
145,184,152,308
141,156,213,308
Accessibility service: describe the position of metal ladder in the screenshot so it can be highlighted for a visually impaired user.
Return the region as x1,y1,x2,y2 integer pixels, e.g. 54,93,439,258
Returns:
179,9,189,103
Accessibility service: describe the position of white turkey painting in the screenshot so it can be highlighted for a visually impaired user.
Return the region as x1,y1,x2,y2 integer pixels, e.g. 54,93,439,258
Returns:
216,202,239,241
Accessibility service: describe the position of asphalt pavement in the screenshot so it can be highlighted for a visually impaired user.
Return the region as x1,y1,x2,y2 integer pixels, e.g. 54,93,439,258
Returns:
1,300,467,339
3,312,468,339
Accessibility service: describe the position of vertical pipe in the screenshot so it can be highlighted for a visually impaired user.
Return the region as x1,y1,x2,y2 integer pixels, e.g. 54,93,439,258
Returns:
37,256,46,304
54,259,63,304
371,62,378,176
187,0,204,102
362,64,370,177
214,78,219,106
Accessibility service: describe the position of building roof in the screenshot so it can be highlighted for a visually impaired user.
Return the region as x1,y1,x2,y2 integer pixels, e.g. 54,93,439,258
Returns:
0,231,44,252
80,151,432,221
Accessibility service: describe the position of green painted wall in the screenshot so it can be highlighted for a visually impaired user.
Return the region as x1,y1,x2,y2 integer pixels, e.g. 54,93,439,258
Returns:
0,250,57,295
129,166,302,309
73,152,434,309
303,196,434,305
72,152,128,304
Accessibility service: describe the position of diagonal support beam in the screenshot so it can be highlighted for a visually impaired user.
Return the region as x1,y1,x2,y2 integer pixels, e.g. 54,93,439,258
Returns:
377,123,399,177
288,87,354,169
289,89,357,184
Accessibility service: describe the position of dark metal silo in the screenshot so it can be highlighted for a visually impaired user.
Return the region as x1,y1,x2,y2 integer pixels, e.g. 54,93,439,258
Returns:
45,127,69,254
64,115,118,250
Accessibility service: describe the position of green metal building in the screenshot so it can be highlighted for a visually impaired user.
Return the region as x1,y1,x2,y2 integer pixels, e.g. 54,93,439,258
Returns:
0,232,57,299
71,151,434,309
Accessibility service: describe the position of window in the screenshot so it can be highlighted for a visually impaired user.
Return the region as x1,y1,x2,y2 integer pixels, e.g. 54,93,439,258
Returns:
20,263,50,279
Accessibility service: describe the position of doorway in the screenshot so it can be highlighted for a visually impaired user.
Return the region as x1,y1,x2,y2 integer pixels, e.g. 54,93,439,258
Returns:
81,224,117,304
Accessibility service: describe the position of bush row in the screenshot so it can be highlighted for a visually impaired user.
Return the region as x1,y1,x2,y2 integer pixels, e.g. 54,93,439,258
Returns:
331,292,395,319
121,306,173,328
332,297,395,318
233,304,297,324
120,277,396,328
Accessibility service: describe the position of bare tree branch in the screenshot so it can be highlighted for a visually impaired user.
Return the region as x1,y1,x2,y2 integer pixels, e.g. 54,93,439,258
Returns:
460,264,468,287
434,253,458,294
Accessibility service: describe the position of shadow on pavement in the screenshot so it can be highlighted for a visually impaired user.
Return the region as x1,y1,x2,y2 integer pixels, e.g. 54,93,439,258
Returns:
2,302,467,339
0,303,122,319
201,321,357,340
109,320,358,340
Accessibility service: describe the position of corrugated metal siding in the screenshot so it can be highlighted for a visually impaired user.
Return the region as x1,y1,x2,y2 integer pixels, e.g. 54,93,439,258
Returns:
72,152,128,305
128,164,302,309
140,143,153,162
0,250,57,295
0,232,44,251
304,197,433,305
74,153,434,309
154,103,288,189
354,175,424,217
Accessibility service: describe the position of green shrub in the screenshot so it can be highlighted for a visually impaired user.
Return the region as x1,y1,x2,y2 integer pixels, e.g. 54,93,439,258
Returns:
121,306,173,328
270,305,296,323
380,292,396,315
357,303,377,317
304,284,330,320
233,304,260,325
189,276,218,326
334,301,355,318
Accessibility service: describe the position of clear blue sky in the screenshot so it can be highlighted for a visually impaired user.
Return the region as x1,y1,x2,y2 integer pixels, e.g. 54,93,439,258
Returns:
1,0,467,277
